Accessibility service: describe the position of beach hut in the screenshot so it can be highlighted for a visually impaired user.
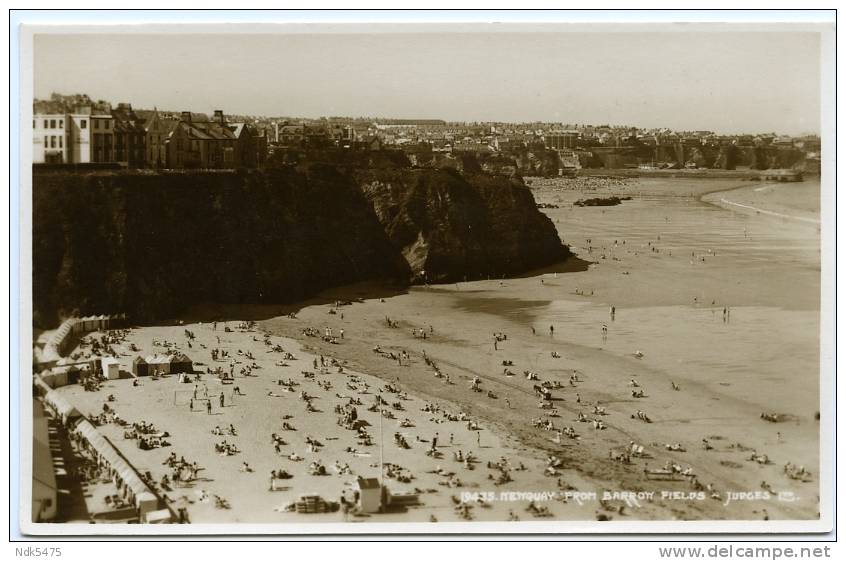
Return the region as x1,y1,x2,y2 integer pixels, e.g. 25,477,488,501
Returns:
100,357,122,380
355,476,384,513
43,390,82,427
68,365,87,385
50,366,70,388
74,419,161,521
169,353,193,374
34,373,53,395
37,372,56,390
82,315,99,332
132,356,149,377
147,355,171,376
49,319,75,355
144,508,172,524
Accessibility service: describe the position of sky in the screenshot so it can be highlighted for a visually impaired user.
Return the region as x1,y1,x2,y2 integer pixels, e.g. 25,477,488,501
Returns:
33,30,822,135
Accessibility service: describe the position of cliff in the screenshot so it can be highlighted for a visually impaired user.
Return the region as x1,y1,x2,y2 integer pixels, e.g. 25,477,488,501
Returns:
33,163,569,326
33,167,408,326
354,168,569,282
583,144,807,170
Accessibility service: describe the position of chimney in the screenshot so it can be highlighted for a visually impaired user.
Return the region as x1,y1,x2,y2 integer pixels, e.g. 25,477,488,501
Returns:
181,111,192,123
214,110,225,125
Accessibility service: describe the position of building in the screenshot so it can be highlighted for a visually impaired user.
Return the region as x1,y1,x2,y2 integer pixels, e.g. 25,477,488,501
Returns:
166,111,237,169
165,110,266,169
111,103,146,168
89,111,115,163
544,130,579,151
140,108,178,168
32,113,68,164
276,123,305,146
33,105,113,164
229,122,267,168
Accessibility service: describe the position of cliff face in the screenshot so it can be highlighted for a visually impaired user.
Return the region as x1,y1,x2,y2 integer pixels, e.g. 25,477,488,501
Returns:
583,144,807,170
354,168,568,282
33,167,408,326
33,163,569,326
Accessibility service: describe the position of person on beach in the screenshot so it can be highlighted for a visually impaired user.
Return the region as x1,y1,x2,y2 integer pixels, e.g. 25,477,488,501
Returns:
189,398,193,411
220,393,225,408
206,401,212,415
549,325,554,336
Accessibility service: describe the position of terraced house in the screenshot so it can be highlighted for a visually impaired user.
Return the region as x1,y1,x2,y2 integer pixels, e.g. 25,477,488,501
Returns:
166,110,265,169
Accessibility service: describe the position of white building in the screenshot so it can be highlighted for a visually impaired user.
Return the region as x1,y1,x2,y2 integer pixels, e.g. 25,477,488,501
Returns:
33,107,114,164
32,114,68,164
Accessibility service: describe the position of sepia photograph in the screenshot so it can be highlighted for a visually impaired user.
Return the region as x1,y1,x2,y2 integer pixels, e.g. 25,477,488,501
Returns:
14,10,835,537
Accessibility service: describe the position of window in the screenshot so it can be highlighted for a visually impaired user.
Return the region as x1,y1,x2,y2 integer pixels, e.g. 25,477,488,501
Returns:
105,120,110,130
43,120,48,128
80,120,87,129
50,136,55,148
59,136,63,148
59,121,63,129
94,120,100,130
50,119,56,129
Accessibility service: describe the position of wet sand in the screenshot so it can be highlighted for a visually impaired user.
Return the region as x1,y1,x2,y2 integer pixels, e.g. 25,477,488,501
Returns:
56,176,821,523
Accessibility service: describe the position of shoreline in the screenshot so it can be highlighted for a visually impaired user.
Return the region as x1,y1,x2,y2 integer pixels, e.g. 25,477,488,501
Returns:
699,182,821,226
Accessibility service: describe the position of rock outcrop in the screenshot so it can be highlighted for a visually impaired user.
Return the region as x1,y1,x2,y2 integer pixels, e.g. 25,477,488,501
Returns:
33,161,570,326
354,167,569,282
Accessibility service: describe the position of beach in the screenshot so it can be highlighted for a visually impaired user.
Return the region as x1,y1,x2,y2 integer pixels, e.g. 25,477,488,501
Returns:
54,176,821,523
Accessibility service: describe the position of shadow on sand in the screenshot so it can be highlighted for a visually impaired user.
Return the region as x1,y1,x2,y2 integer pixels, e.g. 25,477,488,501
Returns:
132,255,590,327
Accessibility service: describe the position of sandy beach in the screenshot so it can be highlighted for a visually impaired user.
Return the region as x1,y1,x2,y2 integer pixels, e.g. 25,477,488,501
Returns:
54,176,821,524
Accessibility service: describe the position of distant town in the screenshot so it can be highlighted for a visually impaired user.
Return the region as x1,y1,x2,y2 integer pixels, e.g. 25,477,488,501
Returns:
33,92,821,173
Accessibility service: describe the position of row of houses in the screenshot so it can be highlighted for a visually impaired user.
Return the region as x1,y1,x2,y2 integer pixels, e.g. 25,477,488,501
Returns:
33,102,267,169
